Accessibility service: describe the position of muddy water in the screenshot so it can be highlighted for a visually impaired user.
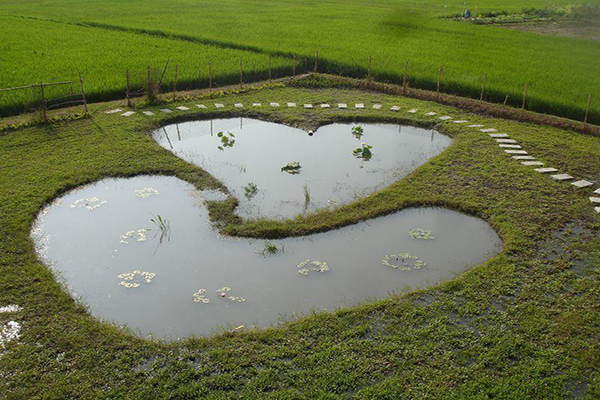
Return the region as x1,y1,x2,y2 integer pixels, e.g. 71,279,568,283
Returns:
33,176,502,339
152,119,452,219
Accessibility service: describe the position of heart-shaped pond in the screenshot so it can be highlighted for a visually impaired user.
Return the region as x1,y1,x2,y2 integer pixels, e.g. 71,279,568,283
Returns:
152,119,452,219
33,176,502,339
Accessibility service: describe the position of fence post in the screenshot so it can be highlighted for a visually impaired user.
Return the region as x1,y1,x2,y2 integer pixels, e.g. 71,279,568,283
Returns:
367,56,372,81
39,83,47,120
402,61,408,95
126,69,131,107
172,64,179,100
314,51,318,73
480,74,486,101
239,57,243,88
584,93,592,124
208,62,213,91
436,65,443,96
268,55,272,82
79,73,88,114
521,83,528,110
293,54,296,77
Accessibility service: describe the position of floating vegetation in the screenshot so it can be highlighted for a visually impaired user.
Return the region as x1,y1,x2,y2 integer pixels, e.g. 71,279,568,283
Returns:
119,229,149,244
217,131,235,150
0,321,21,350
408,228,435,240
281,161,302,174
134,187,160,199
192,289,211,304
381,253,427,271
69,197,107,210
296,259,330,276
117,270,156,288
351,125,364,139
214,287,246,302
258,241,284,257
0,305,22,314
352,142,373,161
244,182,259,199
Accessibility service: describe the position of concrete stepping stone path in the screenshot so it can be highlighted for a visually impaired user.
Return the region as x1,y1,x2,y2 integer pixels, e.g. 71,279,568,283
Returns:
304,104,313,109
469,124,484,128
551,174,574,181
390,106,400,111
142,111,155,116
505,150,528,155
522,161,544,166
355,103,365,109
595,207,600,213
499,144,522,149
453,120,468,124
160,109,172,113
373,104,382,109
425,112,437,116
176,106,190,111
480,128,497,133
490,133,509,138
590,197,600,204
214,103,224,108
252,103,261,107
595,188,600,195
321,104,331,108
572,180,593,188
534,167,558,173
496,139,517,143
106,109,123,114
407,109,417,113
196,104,207,109
121,111,135,117
270,103,280,107
287,103,296,107
338,103,347,109
234,103,243,108
513,155,536,160
439,116,452,121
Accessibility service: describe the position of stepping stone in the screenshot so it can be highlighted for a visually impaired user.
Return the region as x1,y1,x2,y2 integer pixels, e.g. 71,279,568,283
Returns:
270,103,280,107
453,120,468,124
489,133,509,138
338,103,347,109
590,197,600,204
505,150,527,155
373,104,382,109
321,104,331,108
287,102,296,107
425,112,437,116
234,103,243,108
551,174,573,181
513,155,536,160
390,106,400,111
121,111,135,117
572,180,593,188
196,104,207,109
160,109,172,113
499,144,522,149
496,139,517,143
469,124,484,128
594,188,600,195
534,167,558,173
106,108,123,114
252,103,262,107
522,161,544,166
439,116,452,121
480,128,497,133
142,111,155,116
176,106,190,111
304,104,313,109
214,103,224,108
595,207,600,214
355,103,365,109
407,109,417,113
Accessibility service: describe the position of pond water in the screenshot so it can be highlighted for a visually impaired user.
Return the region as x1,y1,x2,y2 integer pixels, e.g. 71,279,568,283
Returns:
33,176,502,339
152,119,452,219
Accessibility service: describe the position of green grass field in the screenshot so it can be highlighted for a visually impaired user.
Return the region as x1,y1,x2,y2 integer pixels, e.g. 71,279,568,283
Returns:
0,77,599,397
1,0,599,122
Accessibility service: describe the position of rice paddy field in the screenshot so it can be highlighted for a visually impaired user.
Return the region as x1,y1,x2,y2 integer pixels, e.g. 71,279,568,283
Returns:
1,0,600,122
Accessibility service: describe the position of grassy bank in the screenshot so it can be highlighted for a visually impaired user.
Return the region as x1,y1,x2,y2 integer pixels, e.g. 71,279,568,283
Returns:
0,80,599,397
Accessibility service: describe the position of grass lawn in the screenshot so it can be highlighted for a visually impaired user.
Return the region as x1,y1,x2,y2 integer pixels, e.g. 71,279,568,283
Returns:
0,77,599,398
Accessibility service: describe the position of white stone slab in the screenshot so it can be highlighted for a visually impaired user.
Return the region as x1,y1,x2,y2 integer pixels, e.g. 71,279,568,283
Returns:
338,103,347,109
106,108,123,114
121,111,135,117
590,197,600,204
407,109,417,113
468,124,484,128
176,106,190,111
505,150,528,155
572,180,593,188
304,104,313,109
373,104,382,109
234,103,243,108
196,104,207,109
534,167,558,173
522,161,544,166
595,207,600,214
214,103,224,108
453,120,468,124
489,133,509,138
321,104,331,108
495,139,517,143
594,188,600,195
287,102,296,107
480,128,497,133
512,155,535,160
142,111,155,116
499,144,522,149
425,112,437,116
160,109,172,113
252,103,262,107
390,106,400,112
439,116,452,121
270,102,280,107
551,174,574,181
355,103,365,109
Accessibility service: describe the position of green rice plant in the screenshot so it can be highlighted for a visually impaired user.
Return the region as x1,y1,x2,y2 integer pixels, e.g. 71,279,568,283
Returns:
150,213,171,243
243,182,258,199
258,241,284,257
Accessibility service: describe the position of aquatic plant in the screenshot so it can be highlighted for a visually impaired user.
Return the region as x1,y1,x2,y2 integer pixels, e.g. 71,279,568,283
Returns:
134,187,160,199
408,228,435,240
119,228,149,244
150,214,171,243
69,197,107,210
281,161,302,174
117,270,156,288
303,184,311,208
296,259,330,275
217,131,235,150
351,126,364,139
244,182,259,199
192,289,211,304
259,241,284,257
381,253,426,271
352,142,373,161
